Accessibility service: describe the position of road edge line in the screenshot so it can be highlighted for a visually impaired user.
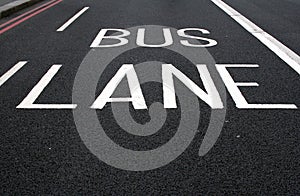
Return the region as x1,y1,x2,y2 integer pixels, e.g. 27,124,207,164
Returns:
0,0,46,18
211,0,300,75
0,0,62,35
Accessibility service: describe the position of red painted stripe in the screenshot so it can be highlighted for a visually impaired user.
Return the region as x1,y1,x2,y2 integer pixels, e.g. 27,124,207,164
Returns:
0,0,62,35
0,0,58,29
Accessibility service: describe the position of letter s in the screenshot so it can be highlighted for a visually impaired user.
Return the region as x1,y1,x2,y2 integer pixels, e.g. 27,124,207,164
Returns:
177,28,217,47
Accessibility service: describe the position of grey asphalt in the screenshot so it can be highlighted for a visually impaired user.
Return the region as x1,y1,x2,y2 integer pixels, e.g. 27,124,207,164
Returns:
0,0,299,194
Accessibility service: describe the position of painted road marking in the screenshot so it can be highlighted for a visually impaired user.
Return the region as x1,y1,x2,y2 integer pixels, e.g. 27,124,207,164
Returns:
56,7,89,32
0,0,59,29
17,65,77,109
0,0,62,35
216,64,297,109
235,82,259,87
211,0,300,76
0,61,27,87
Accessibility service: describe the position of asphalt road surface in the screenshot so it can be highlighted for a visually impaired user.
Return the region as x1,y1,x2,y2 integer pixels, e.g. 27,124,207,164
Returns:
0,0,299,194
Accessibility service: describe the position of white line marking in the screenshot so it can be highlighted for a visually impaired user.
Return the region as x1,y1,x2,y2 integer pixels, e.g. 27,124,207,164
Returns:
56,7,89,32
0,61,27,87
216,64,297,109
235,82,259,87
211,0,300,75
17,65,77,109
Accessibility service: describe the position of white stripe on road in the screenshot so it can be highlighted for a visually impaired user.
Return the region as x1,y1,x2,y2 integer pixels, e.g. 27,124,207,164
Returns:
56,7,89,32
211,0,300,75
17,65,77,109
235,82,259,87
0,61,27,87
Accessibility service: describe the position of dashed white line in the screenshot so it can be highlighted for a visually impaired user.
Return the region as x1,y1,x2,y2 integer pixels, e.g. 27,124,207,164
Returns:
211,0,300,76
0,61,27,87
56,7,89,32
235,82,259,87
